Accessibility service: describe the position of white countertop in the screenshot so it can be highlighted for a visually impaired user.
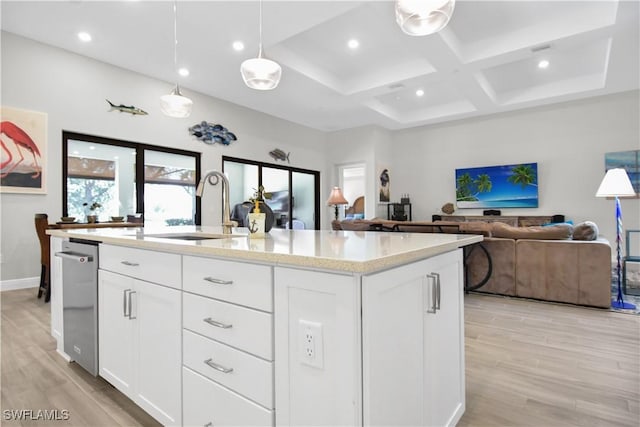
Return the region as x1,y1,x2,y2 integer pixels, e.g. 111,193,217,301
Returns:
48,226,483,274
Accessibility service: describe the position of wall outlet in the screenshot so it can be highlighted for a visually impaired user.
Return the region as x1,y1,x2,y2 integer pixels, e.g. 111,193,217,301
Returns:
298,319,324,369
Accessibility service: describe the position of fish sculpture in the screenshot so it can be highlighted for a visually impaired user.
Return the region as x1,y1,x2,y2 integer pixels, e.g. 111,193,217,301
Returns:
106,99,148,116
189,121,237,145
269,148,290,163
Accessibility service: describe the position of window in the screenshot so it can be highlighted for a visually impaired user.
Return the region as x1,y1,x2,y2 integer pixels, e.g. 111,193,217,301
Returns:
63,132,201,225
222,156,320,230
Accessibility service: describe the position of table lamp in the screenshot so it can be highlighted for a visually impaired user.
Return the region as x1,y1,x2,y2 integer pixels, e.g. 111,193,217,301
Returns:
326,187,349,221
596,168,637,309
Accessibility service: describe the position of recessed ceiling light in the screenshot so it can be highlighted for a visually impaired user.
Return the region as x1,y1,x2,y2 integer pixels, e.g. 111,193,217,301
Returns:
416,89,425,97
232,41,245,51
347,39,359,49
77,32,92,42
113,156,119,160
72,151,79,155
538,59,550,69
178,67,190,77
89,146,95,150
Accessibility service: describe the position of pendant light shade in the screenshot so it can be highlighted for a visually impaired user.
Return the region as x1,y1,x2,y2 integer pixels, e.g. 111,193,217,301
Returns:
395,0,456,36
161,0,193,118
160,84,193,118
241,54,282,91
241,0,281,90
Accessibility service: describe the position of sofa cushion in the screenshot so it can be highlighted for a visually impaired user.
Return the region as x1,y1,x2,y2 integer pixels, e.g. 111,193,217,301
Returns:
458,221,493,237
491,222,573,240
572,221,599,241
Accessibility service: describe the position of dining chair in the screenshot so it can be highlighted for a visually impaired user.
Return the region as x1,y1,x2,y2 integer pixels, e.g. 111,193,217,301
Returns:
34,213,51,302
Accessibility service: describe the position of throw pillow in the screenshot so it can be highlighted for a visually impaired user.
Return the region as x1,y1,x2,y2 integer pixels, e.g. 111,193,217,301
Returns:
491,222,573,240
572,221,599,241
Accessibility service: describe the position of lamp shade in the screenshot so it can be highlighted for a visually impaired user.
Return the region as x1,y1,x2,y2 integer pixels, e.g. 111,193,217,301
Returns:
395,0,456,36
326,187,349,206
595,168,636,197
240,57,282,91
160,85,193,118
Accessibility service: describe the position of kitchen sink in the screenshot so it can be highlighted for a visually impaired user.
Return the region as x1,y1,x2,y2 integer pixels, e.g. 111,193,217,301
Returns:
140,232,243,241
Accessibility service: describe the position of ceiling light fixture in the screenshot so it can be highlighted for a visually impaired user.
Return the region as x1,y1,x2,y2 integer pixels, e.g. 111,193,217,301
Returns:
160,0,193,118
232,41,245,51
240,0,282,90
178,67,190,77
77,31,92,42
538,59,550,69
348,39,360,49
395,0,456,36
416,89,425,97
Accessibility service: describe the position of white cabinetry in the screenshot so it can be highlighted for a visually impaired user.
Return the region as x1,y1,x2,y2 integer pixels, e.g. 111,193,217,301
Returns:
182,255,274,427
98,245,182,426
362,249,465,427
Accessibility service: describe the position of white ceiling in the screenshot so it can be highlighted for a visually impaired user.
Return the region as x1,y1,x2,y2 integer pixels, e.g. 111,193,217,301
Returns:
2,0,639,131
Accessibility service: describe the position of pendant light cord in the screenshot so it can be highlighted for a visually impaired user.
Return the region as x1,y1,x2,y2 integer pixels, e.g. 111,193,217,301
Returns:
173,0,178,74
258,0,264,58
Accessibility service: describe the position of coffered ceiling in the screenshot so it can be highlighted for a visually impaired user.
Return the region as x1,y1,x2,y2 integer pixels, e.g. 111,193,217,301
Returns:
2,1,638,131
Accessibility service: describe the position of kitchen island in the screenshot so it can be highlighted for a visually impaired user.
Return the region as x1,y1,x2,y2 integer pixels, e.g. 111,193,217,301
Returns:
48,226,482,427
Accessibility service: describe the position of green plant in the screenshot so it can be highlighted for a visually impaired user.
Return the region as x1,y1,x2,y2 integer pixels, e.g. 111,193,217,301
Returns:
249,185,271,203
83,202,102,212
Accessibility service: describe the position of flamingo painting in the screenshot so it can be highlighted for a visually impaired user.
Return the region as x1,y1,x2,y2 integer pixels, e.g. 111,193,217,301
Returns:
1,120,42,178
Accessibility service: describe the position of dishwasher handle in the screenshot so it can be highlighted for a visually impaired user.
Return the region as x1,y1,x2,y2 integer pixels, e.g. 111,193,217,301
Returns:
55,251,94,263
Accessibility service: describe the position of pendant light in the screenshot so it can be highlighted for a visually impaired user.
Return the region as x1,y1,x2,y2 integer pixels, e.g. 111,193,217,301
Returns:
160,0,193,118
240,0,282,90
395,0,456,36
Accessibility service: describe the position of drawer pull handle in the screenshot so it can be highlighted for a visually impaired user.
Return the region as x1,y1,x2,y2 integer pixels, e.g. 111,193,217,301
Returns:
203,276,233,285
203,317,233,329
204,358,233,374
204,423,213,427
121,261,140,267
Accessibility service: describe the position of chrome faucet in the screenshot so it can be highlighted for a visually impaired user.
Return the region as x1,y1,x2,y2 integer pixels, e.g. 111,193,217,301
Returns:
196,170,237,234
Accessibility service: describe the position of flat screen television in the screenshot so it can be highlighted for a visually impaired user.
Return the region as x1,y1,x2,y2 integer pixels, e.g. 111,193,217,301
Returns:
455,162,538,208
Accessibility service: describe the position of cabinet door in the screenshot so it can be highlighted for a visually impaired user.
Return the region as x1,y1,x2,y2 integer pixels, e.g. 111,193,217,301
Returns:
424,251,465,427
362,250,465,427
134,279,182,426
98,270,135,395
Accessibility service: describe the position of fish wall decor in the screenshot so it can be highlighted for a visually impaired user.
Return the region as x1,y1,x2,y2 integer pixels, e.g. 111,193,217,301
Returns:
269,148,290,163
106,99,148,115
189,121,237,145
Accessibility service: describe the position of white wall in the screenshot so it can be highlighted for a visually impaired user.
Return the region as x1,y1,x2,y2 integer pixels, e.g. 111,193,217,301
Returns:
390,91,640,243
0,32,327,281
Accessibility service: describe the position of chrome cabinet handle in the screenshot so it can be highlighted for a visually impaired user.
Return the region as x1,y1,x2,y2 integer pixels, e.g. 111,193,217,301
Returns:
203,317,233,329
203,276,233,285
123,289,130,317
204,358,233,374
121,261,140,267
128,291,137,320
426,274,437,314
434,272,441,311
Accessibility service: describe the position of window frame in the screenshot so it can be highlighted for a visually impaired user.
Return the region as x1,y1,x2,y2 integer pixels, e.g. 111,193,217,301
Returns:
222,155,320,230
62,131,201,225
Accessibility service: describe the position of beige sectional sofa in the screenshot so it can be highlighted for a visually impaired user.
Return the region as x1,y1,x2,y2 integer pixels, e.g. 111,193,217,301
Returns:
333,215,612,308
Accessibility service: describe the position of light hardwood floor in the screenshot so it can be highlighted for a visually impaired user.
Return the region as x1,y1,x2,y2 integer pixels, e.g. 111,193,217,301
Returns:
1,288,639,426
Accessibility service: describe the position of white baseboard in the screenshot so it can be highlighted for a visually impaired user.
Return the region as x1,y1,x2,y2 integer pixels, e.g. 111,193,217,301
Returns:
0,276,39,292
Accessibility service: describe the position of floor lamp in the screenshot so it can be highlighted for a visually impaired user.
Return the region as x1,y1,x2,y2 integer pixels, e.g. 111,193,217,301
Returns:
596,168,636,309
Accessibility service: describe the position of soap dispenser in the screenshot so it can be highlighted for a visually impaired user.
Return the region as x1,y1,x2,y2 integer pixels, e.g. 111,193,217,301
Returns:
247,200,266,238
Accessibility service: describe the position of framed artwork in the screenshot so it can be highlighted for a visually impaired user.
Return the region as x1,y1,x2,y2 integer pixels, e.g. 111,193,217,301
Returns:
377,165,390,203
455,162,539,208
0,106,47,194
605,150,639,195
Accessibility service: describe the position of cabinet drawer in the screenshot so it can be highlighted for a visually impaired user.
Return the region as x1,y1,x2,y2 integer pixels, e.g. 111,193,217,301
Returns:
183,329,273,408
100,245,181,289
183,256,272,312
183,293,273,360
183,367,273,427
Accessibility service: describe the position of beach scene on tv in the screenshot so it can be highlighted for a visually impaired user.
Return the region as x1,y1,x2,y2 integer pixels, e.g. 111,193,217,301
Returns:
456,163,538,208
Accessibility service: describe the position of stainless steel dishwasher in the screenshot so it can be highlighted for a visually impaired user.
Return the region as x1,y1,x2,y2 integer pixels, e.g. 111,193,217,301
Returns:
55,239,99,376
